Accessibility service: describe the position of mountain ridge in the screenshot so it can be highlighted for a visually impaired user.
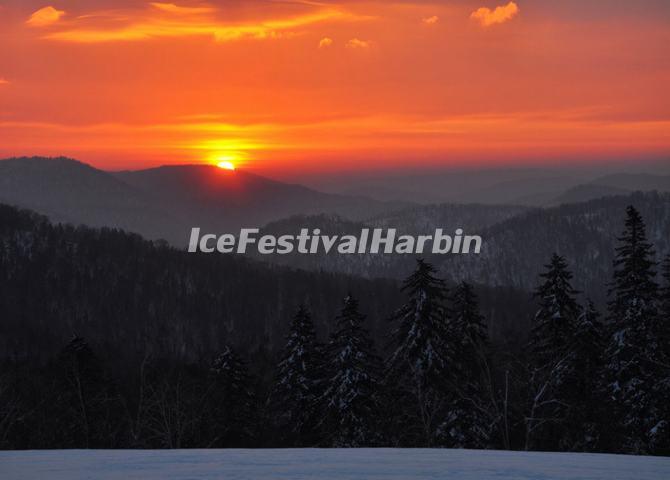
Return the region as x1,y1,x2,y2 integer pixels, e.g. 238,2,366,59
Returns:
0,157,410,245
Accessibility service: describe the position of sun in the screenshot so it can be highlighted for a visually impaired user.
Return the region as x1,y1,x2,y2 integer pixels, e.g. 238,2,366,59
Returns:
217,160,236,170
210,152,242,170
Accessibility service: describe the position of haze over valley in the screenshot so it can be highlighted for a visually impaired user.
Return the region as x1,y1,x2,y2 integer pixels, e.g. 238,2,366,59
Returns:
2,156,669,311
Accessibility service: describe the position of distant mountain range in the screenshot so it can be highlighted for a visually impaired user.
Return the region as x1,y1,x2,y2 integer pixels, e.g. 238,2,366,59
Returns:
442,191,670,306
543,173,670,206
548,184,631,206
254,204,530,279
0,157,408,245
253,192,670,309
2,156,669,308
311,168,670,205
0,157,179,238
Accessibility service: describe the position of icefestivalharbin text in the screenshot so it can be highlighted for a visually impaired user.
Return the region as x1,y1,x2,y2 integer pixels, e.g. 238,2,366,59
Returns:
188,228,482,255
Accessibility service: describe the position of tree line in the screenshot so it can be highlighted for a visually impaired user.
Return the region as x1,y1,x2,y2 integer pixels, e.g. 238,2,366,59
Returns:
1,205,669,454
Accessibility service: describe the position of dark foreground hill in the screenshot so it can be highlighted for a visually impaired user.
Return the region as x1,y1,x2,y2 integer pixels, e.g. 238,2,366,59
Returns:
1,203,666,453
0,204,532,366
0,204,396,365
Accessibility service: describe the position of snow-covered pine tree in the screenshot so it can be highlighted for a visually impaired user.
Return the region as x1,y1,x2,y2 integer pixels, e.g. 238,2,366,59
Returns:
660,256,670,454
209,345,256,446
320,295,381,447
450,281,489,388
525,253,581,451
271,305,325,446
661,255,670,367
438,281,492,448
561,300,605,451
530,254,581,364
661,255,670,324
386,259,451,446
603,206,669,454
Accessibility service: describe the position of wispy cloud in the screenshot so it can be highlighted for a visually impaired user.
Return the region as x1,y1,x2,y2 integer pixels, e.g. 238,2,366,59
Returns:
27,6,65,27
422,15,439,25
39,3,361,43
346,38,370,49
0,78,10,85
471,2,519,27
319,37,333,48
149,3,215,15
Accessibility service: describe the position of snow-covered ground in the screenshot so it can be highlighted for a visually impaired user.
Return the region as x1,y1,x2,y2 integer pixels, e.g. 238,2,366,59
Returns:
1,448,669,480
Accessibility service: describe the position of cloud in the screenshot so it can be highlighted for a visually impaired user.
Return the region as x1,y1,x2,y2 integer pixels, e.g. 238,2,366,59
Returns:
471,1,519,27
0,78,9,85
422,15,439,25
319,37,333,48
149,3,215,15
346,38,370,49
26,6,65,27
41,6,360,43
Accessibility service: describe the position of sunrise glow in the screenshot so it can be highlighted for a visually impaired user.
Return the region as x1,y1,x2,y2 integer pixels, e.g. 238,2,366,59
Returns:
217,160,236,171
0,1,668,176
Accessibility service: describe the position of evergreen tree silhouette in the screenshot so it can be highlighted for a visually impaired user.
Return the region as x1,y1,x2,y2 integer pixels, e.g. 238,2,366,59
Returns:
603,206,669,454
525,254,581,450
209,346,256,446
530,254,581,364
271,305,325,446
660,255,670,326
561,300,605,451
320,295,381,446
439,281,492,448
386,259,451,446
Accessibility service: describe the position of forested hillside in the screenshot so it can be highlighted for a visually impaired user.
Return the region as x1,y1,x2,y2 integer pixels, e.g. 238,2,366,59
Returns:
1,203,668,454
0,205,398,365
254,204,530,279
254,192,670,309
0,204,532,364
366,203,530,233
443,192,670,306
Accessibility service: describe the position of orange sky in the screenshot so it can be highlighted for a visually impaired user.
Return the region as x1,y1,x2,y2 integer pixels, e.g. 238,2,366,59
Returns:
0,0,669,176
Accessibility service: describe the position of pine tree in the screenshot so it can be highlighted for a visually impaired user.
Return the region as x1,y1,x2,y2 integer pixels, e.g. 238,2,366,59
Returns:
451,282,489,355
271,305,324,446
320,295,381,447
525,254,581,451
439,281,492,448
209,346,256,446
660,255,670,324
660,255,670,367
386,259,451,446
603,206,669,454
659,256,670,451
561,300,605,451
530,254,581,364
